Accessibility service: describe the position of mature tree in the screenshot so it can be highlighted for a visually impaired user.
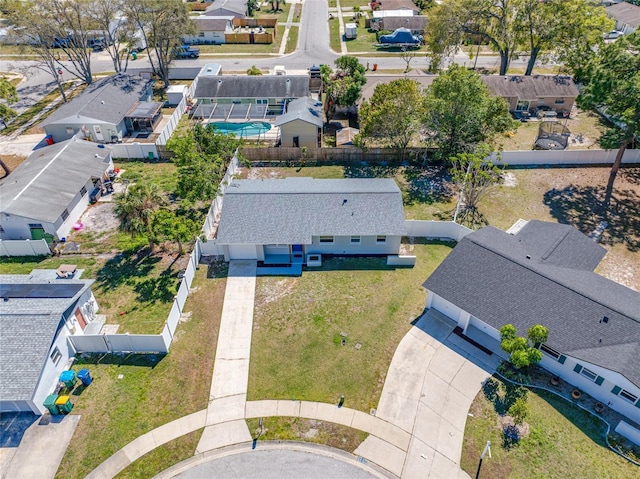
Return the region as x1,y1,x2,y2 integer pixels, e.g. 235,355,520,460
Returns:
5,0,93,88
499,324,549,370
151,209,199,255
125,0,195,88
167,123,242,202
247,65,263,75
356,78,424,159
321,56,367,120
552,0,613,82
426,0,522,75
247,0,260,15
422,65,517,160
114,183,165,249
86,0,138,73
451,146,504,225
0,77,19,124
577,31,640,212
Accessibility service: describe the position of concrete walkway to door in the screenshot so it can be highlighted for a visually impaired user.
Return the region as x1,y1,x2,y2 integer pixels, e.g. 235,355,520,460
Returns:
355,310,501,479
196,260,257,452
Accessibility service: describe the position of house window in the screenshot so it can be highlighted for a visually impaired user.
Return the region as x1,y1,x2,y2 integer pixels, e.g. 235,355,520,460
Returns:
198,32,205,37
350,236,361,244
28,223,43,228
515,100,530,111
61,209,70,221
66,127,74,134
50,347,62,365
618,389,638,404
376,235,386,243
80,186,87,196
580,367,598,382
540,343,560,360
256,99,268,105
555,98,565,105
319,236,334,244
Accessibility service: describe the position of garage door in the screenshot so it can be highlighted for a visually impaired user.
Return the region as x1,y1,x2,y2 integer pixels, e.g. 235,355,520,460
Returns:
469,316,500,341
228,244,258,260
264,245,289,256
431,294,463,322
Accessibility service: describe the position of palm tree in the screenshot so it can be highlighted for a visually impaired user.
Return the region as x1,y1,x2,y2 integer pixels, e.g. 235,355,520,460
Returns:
114,183,165,250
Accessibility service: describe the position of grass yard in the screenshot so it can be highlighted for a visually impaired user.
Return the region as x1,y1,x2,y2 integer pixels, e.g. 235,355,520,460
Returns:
285,26,299,54
345,24,377,53
55,266,226,478
461,378,639,479
256,3,292,23
498,110,610,151
248,241,454,412
329,17,341,52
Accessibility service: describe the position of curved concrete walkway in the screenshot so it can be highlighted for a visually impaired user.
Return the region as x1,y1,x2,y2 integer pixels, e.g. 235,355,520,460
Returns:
87,261,498,478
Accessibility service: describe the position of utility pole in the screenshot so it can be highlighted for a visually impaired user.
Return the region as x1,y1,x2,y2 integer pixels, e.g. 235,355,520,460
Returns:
475,440,491,479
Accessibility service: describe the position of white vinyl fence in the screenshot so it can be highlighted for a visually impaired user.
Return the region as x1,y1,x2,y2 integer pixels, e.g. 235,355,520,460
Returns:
0,239,51,256
497,149,640,166
156,95,187,146
69,153,241,354
110,142,159,160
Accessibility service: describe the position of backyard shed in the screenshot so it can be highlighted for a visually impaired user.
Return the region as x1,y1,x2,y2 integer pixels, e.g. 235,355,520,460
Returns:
274,96,324,147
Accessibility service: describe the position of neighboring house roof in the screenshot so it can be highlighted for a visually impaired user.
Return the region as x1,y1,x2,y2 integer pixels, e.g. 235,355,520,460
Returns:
193,17,233,31
204,0,247,16
423,221,640,387
378,16,427,31
481,75,579,100
376,0,420,12
193,75,310,99
0,139,112,223
606,2,640,28
41,74,151,127
216,178,407,244
336,127,360,146
274,96,324,128
0,271,93,402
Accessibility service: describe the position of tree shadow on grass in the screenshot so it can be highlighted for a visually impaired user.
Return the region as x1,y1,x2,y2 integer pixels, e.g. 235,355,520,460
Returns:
96,248,160,291
543,184,640,252
343,163,401,179
482,377,528,416
402,165,455,206
133,270,178,304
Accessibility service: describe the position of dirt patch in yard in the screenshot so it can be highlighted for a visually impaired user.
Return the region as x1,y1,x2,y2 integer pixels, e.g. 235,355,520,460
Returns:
77,202,120,233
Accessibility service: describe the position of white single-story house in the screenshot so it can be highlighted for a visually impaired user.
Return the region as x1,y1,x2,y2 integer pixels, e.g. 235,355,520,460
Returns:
41,73,153,143
423,220,640,426
213,178,407,263
183,17,234,44
373,0,421,15
0,268,99,415
274,96,324,148
0,138,114,242
606,2,640,34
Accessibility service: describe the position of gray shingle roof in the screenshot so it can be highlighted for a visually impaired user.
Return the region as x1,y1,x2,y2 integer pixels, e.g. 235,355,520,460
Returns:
423,222,640,387
41,74,152,127
0,138,112,223
204,0,247,16
377,0,420,12
481,75,579,99
274,96,324,128
379,16,427,32
216,178,406,244
607,2,640,28
193,75,310,99
194,17,232,31
0,273,93,402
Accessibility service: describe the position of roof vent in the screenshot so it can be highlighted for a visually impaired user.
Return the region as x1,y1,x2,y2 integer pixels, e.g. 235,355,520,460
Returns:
602,316,609,324
526,255,531,259
342,199,347,205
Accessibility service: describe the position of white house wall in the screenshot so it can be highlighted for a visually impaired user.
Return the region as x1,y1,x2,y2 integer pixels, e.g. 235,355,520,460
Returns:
279,120,319,148
307,235,401,255
184,31,227,44
0,213,55,240
45,118,123,143
539,354,640,424
53,178,100,241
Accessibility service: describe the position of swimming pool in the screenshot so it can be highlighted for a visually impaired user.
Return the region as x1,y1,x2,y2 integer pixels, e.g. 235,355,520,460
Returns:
208,121,271,137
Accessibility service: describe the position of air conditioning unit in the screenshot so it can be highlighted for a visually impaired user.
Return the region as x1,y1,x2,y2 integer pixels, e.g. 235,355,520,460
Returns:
306,253,322,267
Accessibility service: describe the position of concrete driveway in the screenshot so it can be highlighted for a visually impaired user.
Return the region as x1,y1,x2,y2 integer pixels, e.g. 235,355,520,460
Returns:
0,413,80,479
356,310,500,479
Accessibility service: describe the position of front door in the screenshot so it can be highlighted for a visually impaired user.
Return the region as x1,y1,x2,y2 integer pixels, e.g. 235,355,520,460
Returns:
75,308,87,330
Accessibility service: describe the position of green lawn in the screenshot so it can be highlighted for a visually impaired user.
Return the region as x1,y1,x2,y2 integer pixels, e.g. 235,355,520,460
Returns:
55,266,226,478
248,242,454,412
285,26,299,54
329,17,341,52
256,3,292,23
345,24,377,53
462,378,639,479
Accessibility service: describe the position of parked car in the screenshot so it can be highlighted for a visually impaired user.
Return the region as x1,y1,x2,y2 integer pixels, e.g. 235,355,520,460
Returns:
604,30,623,40
174,45,200,59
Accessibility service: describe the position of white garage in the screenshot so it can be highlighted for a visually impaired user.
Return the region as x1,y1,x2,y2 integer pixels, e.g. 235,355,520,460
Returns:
227,244,258,260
